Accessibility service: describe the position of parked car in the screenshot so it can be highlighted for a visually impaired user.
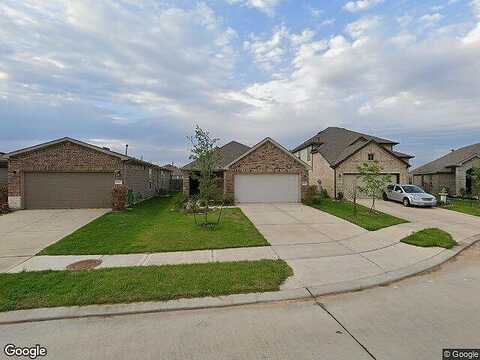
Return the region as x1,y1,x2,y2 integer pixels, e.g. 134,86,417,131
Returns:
383,184,437,207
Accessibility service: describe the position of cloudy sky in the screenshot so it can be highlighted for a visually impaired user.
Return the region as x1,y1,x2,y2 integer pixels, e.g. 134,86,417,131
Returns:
0,0,479,167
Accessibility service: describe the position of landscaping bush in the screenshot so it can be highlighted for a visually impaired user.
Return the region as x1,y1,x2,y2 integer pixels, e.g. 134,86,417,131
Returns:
302,185,318,205
336,192,344,201
320,188,330,200
223,194,235,206
173,192,188,211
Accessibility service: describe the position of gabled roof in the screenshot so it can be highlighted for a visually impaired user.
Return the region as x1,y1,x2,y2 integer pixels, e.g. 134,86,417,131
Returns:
182,141,251,171
293,127,411,167
225,137,310,169
5,137,160,168
292,127,397,154
412,143,480,175
162,164,182,175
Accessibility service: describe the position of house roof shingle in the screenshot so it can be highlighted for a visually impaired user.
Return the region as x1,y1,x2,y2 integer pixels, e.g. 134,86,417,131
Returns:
412,143,480,175
182,141,251,171
5,137,163,169
162,164,183,176
293,127,410,167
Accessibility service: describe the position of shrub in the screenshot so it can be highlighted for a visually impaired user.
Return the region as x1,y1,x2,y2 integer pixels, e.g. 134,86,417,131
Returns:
320,188,330,199
173,193,188,210
337,192,344,201
223,194,235,206
303,185,318,205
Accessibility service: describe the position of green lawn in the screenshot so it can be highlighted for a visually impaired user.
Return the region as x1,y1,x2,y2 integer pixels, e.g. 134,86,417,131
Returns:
309,198,408,231
401,228,457,249
441,199,480,217
0,260,292,312
40,196,268,255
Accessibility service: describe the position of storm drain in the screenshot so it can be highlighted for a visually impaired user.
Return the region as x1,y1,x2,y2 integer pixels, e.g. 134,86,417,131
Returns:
66,259,102,271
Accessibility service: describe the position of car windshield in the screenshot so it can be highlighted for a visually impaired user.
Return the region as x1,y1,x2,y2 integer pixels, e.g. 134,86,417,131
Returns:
402,186,424,194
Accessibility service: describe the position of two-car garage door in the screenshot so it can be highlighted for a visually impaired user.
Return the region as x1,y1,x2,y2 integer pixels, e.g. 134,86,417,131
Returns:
24,172,113,209
342,173,399,199
234,174,300,203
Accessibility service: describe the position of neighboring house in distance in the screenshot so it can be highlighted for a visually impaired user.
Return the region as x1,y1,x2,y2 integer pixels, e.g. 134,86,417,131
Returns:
5,137,172,210
412,143,480,196
182,138,309,203
0,152,7,186
182,140,251,197
292,127,414,198
163,164,183,180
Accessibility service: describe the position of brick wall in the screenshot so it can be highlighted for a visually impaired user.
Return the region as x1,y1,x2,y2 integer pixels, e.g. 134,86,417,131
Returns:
124,162,157,201
455,157,480,196
0,167,7,186
224,141,308,199
335,142,409,197
8,141,122,209
310,152,335,196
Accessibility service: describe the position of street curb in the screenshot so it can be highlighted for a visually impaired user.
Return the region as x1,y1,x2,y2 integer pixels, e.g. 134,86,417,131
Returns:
1,236,478,325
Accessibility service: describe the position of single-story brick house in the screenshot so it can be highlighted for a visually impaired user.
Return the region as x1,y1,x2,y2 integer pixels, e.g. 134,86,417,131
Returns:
5,137,172,209
412,143,480,196
0,153,7,186
162,164,183,180
182,138,310,203
292,127,414,198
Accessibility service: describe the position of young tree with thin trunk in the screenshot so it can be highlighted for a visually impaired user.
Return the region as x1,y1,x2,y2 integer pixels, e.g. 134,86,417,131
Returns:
357,162,392,213
471,167,480,199
189,126,220,227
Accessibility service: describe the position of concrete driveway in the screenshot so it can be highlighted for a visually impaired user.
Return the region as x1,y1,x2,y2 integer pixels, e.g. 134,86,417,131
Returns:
0,209,110,272
239,203,368,258
358,199,480,241
239,202,479,290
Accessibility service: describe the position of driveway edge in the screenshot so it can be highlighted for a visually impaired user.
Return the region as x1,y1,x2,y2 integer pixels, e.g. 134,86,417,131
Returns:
1,236,478,325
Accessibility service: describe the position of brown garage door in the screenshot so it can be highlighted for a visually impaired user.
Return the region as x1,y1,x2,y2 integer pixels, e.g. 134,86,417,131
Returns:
343,173,399,199
24,172,113,209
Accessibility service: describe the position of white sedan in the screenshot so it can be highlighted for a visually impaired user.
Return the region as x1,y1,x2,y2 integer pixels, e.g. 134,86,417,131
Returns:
383,184,437,207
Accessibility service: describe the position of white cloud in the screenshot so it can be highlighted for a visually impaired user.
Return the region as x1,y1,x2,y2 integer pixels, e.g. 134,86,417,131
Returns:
228,17,480,143
472,0,480,18
0,0,240,163
419,13,444,27
463,24,480,44
343,0,384,13
320,19,336,27
244,26,315,70
226,0,282,16
345,16,382,39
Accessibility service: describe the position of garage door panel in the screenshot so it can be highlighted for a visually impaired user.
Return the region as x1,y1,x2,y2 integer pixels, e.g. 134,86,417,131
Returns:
24,172,113,209
343,174,398,199
235,174,300,203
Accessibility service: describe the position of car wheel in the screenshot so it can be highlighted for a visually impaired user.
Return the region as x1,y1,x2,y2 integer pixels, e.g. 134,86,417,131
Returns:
403,198,410,207
383,192,388,201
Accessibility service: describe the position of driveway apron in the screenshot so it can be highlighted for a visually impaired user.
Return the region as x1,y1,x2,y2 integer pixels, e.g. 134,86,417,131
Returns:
0,209,110,271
